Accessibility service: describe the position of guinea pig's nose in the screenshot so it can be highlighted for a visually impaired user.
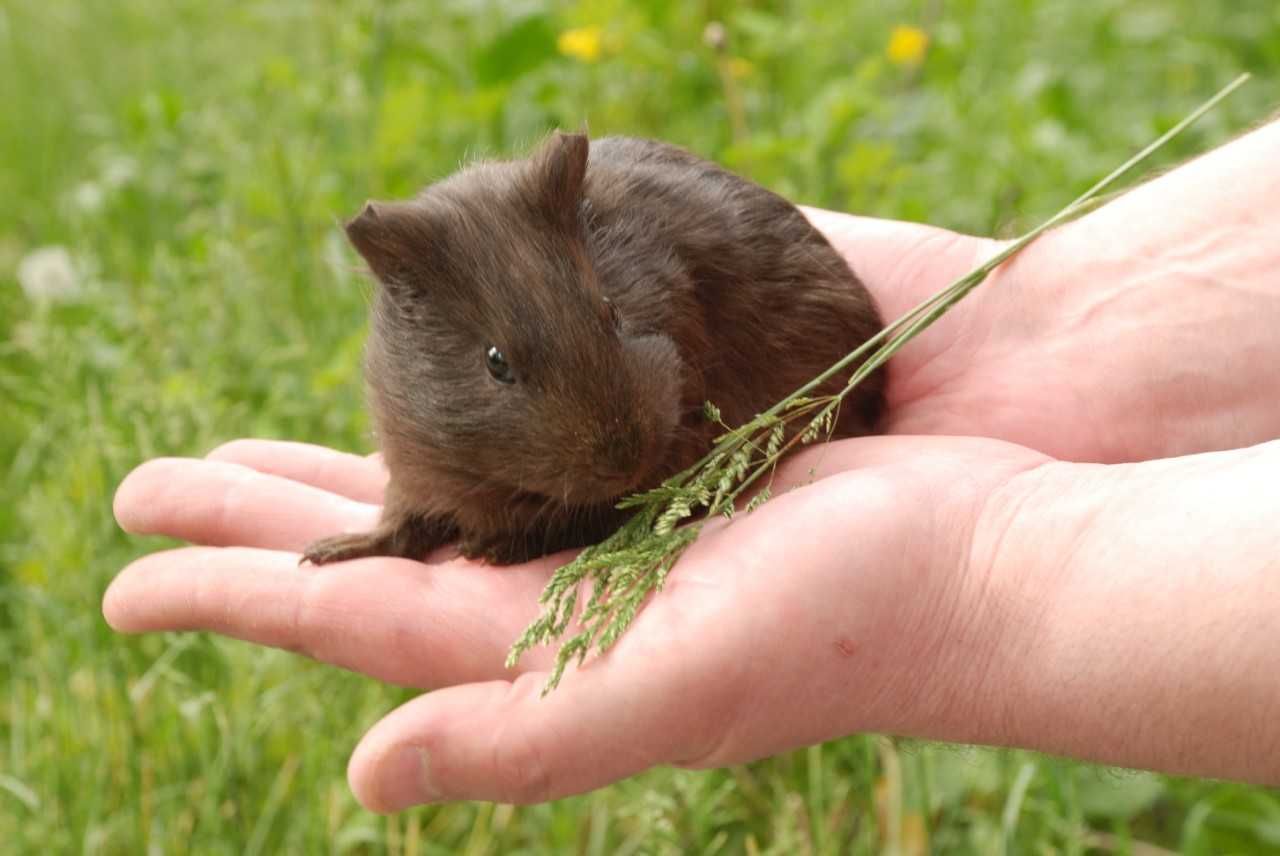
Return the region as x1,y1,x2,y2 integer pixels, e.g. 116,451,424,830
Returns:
595,422,650,482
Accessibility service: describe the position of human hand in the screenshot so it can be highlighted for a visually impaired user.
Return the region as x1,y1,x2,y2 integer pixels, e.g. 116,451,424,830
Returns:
107,431,1280,807
106,435,1051,809
105,121,1280,809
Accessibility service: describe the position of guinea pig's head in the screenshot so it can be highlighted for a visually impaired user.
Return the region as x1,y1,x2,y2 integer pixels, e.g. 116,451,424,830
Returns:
346,131,684,506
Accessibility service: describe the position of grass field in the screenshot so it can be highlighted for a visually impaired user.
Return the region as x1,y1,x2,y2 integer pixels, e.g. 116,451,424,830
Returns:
3,0,1279,852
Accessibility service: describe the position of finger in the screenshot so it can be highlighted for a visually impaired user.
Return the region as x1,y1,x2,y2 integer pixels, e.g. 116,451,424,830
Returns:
801,207,995,318
347,660,711,809
766,433,1019,489
115,457,380,551
345,493,843,811
103,546,558,686
206,439,388,504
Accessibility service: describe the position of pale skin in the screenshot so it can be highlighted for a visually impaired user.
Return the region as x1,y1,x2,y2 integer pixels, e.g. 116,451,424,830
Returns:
105,120,1280,810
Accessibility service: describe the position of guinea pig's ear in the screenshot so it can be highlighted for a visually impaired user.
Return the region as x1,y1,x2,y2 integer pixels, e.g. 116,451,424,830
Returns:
531,130,589,224
344,201,431,285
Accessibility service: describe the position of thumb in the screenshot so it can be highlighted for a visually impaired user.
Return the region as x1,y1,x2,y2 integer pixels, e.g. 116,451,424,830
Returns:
801,207,995,319
347,662,727,810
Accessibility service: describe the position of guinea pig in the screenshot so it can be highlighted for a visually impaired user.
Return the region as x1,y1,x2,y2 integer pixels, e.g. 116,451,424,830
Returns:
303,132,884,566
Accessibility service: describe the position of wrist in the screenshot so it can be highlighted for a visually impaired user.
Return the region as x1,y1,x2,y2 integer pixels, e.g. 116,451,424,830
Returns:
954,443,1280,783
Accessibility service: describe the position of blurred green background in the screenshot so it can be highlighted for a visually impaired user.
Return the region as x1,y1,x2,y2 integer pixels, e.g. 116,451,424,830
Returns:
2,0,1278,853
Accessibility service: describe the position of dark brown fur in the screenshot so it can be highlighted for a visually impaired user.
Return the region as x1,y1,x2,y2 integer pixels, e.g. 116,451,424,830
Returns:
303,133,884,565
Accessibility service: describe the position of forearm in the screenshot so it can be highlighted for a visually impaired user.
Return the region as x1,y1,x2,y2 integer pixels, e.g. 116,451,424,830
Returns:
958,440,1280,783
1046,117,1280,274
1000,119,1280,459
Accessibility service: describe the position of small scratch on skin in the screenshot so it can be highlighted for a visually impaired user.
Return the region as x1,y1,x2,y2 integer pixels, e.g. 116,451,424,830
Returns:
834,637,857,658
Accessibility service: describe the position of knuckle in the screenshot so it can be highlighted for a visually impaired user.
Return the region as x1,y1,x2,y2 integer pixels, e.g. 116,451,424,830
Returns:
210,465,261,540
491,683,555,804
290,569,343,662
494,731,554,805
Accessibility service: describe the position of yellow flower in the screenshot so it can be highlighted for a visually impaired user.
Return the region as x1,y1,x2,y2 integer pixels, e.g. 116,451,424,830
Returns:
558,26,604,63
886,25,929,67
726,57,754,80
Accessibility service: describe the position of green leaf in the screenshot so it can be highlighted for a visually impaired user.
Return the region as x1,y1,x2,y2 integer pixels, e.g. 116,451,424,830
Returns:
474,15,558,86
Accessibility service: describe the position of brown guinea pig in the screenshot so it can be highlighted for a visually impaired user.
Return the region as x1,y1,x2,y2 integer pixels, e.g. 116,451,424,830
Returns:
303,132,884,566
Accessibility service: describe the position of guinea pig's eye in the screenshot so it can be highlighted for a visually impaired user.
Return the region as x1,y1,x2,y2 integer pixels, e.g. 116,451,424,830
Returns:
485,345,516,384
602,296,621,330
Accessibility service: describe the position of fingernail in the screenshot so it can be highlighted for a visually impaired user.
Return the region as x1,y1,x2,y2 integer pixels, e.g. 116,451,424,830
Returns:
379,745,441,809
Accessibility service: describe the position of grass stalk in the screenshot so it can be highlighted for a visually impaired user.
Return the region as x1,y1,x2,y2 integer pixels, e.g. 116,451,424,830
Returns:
508,74,1250,693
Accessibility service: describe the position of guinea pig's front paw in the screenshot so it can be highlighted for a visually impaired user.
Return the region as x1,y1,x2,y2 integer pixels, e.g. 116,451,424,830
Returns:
302,514,458,565
300,532,390,565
